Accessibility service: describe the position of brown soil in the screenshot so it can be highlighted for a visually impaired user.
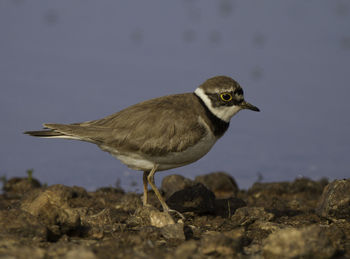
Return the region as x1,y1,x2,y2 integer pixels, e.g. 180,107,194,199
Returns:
0,173,349,259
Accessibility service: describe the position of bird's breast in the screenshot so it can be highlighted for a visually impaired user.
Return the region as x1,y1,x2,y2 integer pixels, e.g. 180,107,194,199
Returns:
105,131,218,171
150,130,218,170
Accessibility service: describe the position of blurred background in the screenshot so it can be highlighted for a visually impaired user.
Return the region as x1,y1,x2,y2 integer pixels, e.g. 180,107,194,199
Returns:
1,0,349,191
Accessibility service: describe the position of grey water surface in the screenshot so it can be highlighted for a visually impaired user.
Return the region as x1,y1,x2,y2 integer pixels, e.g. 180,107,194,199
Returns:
1,0,349,191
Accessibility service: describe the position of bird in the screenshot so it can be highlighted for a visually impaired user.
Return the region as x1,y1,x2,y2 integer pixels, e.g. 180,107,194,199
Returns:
24,75,259,215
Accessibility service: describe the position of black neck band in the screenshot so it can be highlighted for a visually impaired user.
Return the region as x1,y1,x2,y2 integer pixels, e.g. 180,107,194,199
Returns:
194,93,230,137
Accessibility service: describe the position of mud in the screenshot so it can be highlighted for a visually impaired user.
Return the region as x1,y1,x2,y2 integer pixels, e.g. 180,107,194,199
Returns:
0,172,349,258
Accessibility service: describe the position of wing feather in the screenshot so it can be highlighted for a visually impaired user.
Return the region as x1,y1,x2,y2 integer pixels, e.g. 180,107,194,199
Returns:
44,93,208,156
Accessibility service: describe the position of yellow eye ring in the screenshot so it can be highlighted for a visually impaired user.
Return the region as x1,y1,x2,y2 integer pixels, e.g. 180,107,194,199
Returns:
220,93,232,102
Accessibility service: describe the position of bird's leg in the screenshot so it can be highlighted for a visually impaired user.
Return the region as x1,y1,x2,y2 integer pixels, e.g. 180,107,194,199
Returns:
147,164,170,211
147,165,185,219
143,171,150,206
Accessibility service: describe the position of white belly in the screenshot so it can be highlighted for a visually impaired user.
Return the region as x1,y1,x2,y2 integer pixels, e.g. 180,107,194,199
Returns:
103,131,218,171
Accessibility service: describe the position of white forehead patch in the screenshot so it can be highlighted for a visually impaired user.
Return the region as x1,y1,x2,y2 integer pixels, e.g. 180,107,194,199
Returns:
194,88,242,122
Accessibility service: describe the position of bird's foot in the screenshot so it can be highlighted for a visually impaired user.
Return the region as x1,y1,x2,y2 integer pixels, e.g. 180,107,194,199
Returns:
164,208,185,220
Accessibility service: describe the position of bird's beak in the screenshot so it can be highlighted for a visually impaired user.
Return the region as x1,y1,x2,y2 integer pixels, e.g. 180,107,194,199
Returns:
240,101,260,112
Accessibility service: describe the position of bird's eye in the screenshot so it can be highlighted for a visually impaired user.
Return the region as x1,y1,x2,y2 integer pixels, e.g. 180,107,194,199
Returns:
220,93,232,102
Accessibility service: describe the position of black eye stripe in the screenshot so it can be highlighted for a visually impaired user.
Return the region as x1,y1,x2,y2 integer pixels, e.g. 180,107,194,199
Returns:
205,92,244,107
234,88,243,96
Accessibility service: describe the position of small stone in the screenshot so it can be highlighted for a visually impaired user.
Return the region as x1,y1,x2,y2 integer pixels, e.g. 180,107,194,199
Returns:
166,183,215,214
130,206,175,227
160,223,185,241
317,179,350,221
161,175,194,199
251,221,285,233
231,207,274,226
65,247,97,259
150,210,175,228
195,172,238,198
263,225,337,259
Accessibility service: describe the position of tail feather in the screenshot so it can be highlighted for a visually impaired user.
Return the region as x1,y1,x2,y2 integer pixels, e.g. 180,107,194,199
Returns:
24,129,64,138
24,123,81,140
24,123,105,142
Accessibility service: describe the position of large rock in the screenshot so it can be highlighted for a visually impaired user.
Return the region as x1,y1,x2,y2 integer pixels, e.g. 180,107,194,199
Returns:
21,184,82,238
195,172,238,198
249,178,328,196
317,179,350,221
247,178,328,212
166,182,215,214
263,225,339,259
161,174,194,199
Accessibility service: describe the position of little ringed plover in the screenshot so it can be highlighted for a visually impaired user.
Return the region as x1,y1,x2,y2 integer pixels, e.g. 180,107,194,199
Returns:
25,75,260,214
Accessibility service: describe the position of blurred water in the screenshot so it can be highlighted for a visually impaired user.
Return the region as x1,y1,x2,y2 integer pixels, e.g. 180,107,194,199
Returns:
1,0,349,191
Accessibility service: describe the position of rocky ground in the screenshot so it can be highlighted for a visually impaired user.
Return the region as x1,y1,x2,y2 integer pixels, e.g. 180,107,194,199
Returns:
0,172,349,259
